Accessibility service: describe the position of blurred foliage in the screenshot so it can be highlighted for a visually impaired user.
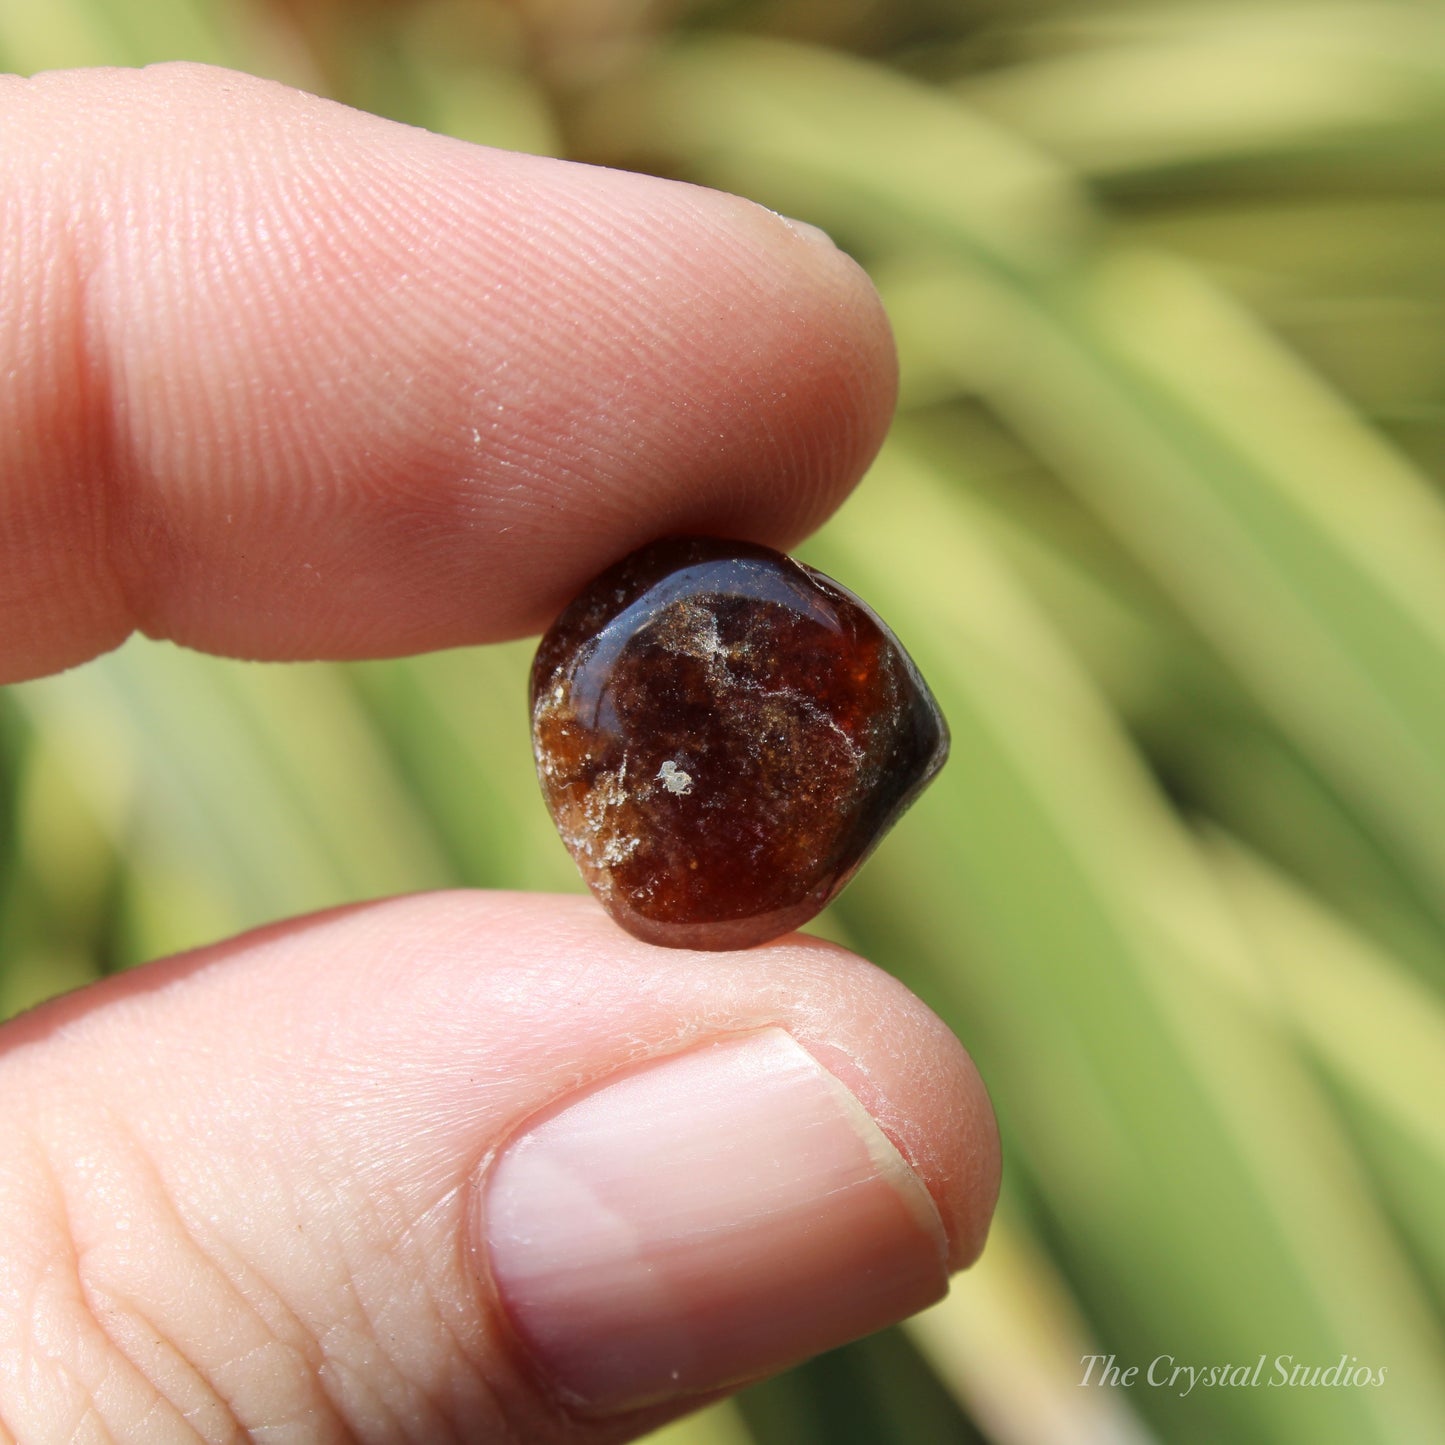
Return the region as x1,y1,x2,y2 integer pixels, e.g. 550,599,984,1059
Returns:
5,0,1445,1441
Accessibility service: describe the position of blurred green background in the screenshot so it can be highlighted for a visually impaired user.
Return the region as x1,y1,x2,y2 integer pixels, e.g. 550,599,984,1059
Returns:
5,1,1445,1441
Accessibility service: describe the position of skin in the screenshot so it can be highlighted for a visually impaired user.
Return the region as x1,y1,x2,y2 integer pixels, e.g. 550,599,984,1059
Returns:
0,63,1000,1444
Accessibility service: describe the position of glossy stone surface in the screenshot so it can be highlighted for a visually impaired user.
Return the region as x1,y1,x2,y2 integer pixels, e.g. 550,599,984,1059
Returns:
531,538,949,949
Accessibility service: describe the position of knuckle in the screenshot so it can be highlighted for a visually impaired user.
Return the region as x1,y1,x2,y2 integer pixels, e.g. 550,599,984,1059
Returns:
0,1118,298,1441
0,1100,533,1443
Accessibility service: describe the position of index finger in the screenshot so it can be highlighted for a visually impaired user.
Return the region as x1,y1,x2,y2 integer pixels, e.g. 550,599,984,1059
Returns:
0,63,895,683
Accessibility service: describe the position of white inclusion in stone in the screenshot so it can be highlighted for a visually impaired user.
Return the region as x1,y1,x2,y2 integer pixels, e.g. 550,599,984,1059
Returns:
656,760,694,795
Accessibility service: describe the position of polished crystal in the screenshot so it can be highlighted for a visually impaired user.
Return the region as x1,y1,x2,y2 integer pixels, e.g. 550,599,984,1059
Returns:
531,537,948,949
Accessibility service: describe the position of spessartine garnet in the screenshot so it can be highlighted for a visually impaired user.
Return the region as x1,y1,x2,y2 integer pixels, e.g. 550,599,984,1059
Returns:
530,537,949,950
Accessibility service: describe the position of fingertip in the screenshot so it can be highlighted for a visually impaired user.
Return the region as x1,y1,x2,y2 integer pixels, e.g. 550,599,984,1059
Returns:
433,900,993,1274
2,65,898,675
472,920,994,1415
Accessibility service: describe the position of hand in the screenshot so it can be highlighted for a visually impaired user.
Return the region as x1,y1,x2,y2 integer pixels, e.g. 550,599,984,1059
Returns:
0,63,1000,1442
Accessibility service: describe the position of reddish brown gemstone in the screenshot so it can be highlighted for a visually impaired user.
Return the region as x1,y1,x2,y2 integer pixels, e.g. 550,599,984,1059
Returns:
530,538,948,949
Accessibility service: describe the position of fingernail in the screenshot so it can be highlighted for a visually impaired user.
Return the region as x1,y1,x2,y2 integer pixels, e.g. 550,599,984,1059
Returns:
484,1028,947,1414
775,212,839,251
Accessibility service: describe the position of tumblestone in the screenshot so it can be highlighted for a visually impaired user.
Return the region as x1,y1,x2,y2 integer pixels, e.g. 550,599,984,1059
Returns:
530,537,949,949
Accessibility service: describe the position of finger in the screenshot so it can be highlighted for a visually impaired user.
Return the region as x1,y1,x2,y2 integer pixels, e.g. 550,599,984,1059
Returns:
0,63,896,683
0,893,997,1441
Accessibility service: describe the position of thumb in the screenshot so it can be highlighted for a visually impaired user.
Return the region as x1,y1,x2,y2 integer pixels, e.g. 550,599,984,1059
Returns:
0,892,998,1442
